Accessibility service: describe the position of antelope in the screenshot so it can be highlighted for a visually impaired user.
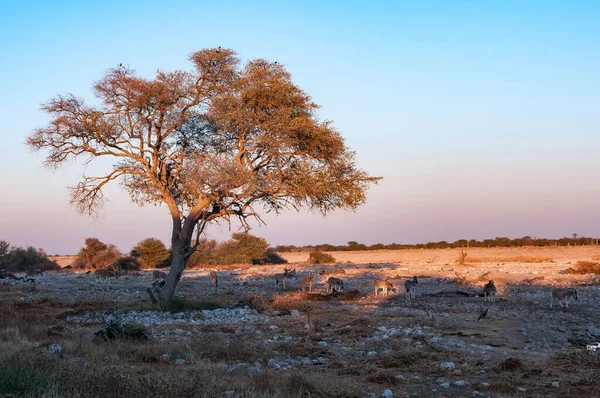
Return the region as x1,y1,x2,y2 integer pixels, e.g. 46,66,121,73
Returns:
374,279,395,296
210,270,218,287
95,267,117,283
405,276,419,299
551,288,577,308
326,277,344,293
300,272,314,293
483,280,497,303
25,269,43,278
152,270,167,282
275,268,295,290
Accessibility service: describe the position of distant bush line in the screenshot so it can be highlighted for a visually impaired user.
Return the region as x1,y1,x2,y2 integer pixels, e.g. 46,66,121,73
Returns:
273,236,600,252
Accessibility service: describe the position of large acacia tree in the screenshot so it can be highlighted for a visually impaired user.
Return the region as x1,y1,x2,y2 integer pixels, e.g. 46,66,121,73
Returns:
27,48,381,302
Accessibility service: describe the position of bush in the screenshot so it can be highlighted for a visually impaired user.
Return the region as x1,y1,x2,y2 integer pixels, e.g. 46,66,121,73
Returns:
131,238,169,269
73,238,121,270
565,261,600,275
187,233,269,266
115,255,141,272
0,245,60,273
308,251,335,264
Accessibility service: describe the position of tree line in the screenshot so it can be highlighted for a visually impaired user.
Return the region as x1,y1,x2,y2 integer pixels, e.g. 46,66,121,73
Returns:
70,233,286,271
273,235,600,252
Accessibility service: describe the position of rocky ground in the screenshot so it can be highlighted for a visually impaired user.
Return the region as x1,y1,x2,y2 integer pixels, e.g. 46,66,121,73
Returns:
2,247,600,397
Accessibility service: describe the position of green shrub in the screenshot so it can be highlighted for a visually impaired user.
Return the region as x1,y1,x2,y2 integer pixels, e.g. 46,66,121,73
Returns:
308,251,335,264
115,255,141,271
187,233,269,266
1,245,59,272
132,238,169,269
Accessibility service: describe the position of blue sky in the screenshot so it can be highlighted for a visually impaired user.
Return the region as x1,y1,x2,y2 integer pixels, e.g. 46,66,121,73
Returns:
1,1,599,254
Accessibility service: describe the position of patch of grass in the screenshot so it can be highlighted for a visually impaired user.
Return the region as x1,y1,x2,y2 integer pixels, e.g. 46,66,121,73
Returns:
0,354,56,396
467,256,554,263
565,260,600,274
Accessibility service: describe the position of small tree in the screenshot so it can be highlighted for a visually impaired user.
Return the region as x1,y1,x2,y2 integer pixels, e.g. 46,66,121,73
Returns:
73,238,120,269
27,48,381,303
132,238,170,269
0,239,10,267
2,246,60,272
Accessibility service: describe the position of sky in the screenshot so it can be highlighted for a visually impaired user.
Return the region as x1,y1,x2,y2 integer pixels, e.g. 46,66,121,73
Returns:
1,1,599,254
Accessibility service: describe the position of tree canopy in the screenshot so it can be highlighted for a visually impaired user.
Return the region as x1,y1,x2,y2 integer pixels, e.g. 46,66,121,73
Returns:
27,48,381,301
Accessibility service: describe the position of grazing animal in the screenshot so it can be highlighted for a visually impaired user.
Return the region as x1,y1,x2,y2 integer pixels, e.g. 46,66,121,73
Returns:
275,268,295,290
326,277,344,293
300,272,314,293
210,270,218,287
374,279,395,296
483,280,497,302
404,276,419,299
152,270,168,281
95,267,117,283
551,288,578,308
25,269,43,278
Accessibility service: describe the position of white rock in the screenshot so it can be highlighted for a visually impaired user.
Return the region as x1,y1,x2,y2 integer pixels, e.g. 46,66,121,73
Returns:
290,310,300,317
454,380,468,386
551,381,559,388
224,391,234,398
175,359,185,366
440,362,455,371
516,386,526,392
382,389,393,398
48,344,62,354
439,382,450,388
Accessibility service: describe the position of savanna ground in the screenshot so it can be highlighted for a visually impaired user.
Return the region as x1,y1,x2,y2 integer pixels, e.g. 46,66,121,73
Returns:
2,246,600,397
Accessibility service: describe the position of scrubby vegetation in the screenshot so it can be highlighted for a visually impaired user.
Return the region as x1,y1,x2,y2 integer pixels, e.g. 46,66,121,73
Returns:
187,233,271,267
0,240,59,272
308,251,335,264
131,238,169,269
114,255,141,272
565,260,600,274
73,238,121,270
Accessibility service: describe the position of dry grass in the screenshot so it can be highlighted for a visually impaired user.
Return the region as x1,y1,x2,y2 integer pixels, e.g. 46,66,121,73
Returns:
564,260,600,274
467,256,554,263
475,271,491,282
453,271,470,285
456,247,468,265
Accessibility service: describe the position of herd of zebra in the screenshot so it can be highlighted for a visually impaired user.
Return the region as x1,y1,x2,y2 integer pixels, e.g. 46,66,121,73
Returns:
6,265,578,307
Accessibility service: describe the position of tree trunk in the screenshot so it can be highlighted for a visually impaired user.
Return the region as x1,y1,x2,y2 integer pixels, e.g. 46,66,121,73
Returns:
156,215,193,303
157,239,187,303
